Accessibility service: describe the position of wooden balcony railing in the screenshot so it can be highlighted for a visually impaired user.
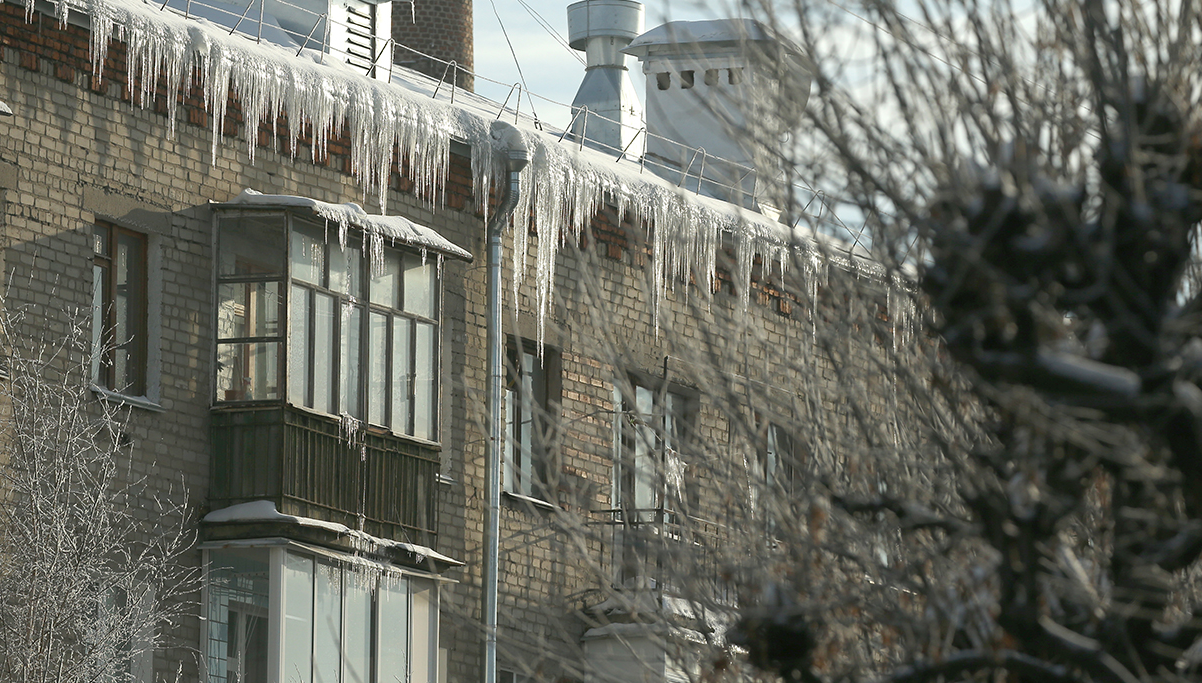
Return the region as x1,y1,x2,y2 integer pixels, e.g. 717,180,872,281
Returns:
211,405,440,545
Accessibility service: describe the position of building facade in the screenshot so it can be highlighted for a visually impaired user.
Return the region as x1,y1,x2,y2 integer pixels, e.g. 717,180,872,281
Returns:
0,0,899,681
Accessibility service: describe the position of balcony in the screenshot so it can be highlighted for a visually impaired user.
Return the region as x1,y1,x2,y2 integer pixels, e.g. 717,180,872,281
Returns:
592,509,731,604
210,405,440,546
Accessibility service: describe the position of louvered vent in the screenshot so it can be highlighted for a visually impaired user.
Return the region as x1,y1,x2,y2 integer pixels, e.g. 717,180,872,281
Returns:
330,0,392,79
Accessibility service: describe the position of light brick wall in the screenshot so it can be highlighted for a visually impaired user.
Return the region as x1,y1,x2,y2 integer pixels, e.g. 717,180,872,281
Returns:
0,5,881,682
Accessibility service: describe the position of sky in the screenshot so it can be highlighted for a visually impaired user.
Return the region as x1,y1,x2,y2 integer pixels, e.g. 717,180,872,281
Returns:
471,0,722,130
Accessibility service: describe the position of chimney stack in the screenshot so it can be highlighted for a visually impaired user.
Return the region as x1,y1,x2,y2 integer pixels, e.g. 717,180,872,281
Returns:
623,19,811,209
566,0,645,153
392,0,474,90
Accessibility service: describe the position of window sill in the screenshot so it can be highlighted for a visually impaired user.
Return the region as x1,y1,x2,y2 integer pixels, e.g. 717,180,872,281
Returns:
91,386,165,412
502,490,558,512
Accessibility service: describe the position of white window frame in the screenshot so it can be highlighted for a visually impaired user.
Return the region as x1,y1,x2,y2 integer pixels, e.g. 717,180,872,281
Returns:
202,543,442,683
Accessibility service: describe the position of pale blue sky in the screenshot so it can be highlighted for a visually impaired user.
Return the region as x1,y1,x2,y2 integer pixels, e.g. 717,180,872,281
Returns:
472,1,723,129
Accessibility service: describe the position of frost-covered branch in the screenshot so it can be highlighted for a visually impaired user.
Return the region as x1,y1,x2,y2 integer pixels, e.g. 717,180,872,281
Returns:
0,300,196,683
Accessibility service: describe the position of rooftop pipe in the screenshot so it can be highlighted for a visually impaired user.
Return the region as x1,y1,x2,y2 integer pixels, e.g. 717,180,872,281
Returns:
567,0,645,153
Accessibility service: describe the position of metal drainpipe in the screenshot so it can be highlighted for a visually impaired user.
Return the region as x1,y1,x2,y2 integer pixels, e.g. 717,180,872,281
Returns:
482,120,529,683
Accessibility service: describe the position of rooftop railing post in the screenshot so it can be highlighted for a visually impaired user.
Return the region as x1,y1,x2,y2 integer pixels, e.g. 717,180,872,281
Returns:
496,83,522,122
432,61,460,104
296,13,327,57
229,0,255,36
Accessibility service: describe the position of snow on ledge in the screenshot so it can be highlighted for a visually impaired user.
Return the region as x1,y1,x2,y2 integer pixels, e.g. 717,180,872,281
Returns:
203,501,463,567
219,189,472,262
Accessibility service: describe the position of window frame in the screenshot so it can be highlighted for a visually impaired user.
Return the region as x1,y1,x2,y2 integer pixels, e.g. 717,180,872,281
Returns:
202,545,441,683
612,375,693,524
503,340,560,502
92,222,149,396
754,419,804,535
761,422,801,497
213,209,443,442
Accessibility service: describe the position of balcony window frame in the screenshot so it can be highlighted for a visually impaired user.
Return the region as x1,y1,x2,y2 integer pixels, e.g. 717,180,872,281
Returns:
213,209,443,443
202,544,441,683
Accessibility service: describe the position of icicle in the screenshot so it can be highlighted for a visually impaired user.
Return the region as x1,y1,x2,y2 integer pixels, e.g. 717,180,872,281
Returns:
339,412,362,444
63,0,847,343
368,230,384,275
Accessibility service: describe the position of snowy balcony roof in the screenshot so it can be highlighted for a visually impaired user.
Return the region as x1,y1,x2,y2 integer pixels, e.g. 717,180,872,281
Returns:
213,189,473,262
203,500,465,568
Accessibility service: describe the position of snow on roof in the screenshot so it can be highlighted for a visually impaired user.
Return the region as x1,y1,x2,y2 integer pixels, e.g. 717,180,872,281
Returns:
623,19,807,60
203,501,464,566
203,499,350,532
218,189,473,261
581,622,708,644
624,19,772,52
52,0,876,338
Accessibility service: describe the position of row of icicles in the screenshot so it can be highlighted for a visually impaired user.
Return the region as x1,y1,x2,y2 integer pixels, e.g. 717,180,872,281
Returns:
38,0,903,346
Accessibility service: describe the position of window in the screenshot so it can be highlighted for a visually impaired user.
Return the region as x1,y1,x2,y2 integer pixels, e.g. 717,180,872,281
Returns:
613,379,690,524
205,546,440,683
754,421,803,532
761,423,800,497
680,70,694,89
504,342,559,500
215,211,441,441
206,548,269,683
92,223,147,395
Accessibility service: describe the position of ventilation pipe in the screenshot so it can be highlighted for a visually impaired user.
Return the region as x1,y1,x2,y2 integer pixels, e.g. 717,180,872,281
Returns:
567,0,645,153
482,119,529,683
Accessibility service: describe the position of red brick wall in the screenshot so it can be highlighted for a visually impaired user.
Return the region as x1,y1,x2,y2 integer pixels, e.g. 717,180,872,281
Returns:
392,0,473,90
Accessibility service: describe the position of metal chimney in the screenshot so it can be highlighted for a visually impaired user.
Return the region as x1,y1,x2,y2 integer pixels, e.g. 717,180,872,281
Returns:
566,0,645,153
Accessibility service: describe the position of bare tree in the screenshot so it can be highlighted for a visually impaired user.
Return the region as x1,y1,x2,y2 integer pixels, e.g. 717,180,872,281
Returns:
434,3,1202,683
701,0,1202,681
0,300,196,683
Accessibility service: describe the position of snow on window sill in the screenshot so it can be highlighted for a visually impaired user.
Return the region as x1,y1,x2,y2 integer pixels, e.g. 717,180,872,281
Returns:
91,385,165,413
502,490,557,512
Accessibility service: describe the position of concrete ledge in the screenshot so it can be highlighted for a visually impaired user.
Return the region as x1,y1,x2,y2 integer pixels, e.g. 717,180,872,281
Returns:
83,185,172,234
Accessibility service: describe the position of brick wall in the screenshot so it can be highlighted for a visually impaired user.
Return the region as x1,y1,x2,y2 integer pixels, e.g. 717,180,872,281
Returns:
392,0,474,90
0,4,888,682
